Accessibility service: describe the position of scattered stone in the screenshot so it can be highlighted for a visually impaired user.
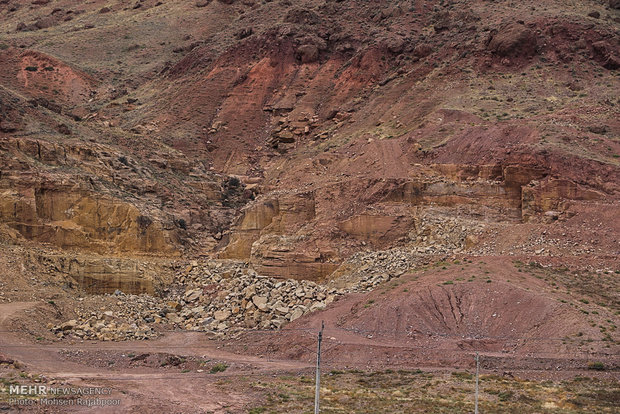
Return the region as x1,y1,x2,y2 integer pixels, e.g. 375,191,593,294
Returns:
167,301,182,311
57,123,71,135
252,295,268,311
235,27,253,39
413,44,433,58
52,260,348,340
588,125,608,135
214,310,231,321
184,288,202,302
290,308,304,321
59,320,77,331
0,354,15,365
16,22,31,32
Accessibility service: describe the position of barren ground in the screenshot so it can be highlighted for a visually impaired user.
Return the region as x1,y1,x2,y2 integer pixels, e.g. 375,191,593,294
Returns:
1,0,619,412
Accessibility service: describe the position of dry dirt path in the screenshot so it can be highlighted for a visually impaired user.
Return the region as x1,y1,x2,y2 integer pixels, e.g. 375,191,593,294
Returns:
0,302,312,413
2,299,618,412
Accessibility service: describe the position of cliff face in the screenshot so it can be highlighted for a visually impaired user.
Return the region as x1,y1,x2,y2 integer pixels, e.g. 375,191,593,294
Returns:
0,0,618,285
0,186,176,254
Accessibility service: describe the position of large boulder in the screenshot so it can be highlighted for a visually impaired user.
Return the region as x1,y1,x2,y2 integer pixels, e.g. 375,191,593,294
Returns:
60,320,77,331
592,41,620,70
34,17,57,30
488,22,537,57
413,44,433,58
296,44,319,64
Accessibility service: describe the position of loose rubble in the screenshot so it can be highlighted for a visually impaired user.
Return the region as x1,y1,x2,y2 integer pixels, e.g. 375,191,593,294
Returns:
53,261,340,340
329,248,420,291
48,207,489,342
51,247,434,341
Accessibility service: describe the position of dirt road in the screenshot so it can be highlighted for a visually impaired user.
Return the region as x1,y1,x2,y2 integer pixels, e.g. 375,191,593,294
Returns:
0,302,312,413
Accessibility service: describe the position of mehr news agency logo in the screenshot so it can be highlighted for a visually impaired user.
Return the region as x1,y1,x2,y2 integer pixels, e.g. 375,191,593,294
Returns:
4,384,121,407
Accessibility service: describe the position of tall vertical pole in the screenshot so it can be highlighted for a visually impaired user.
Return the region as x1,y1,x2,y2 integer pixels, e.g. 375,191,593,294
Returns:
314,321,324,414
474,352,480,414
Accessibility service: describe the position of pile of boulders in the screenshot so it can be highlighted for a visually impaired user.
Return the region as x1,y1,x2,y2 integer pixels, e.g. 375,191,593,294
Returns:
53,241,470,341
329,248,420,291
53,260,342,341
51,295,160,341
411,213,484,254
267,113,320,151
163,261,340,332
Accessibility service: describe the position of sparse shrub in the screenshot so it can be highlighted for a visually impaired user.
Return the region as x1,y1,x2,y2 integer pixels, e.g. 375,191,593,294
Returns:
587,362,605,371
227,176,240,188
25,66,38,72
498,390,514,401
210,363,228,373
451,371,473,380
221,176,243,204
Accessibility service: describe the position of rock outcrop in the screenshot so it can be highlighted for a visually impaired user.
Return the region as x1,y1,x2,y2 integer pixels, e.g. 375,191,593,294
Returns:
220,162,596,281
488,22,538,58
0,186,177,255
522,179,603,222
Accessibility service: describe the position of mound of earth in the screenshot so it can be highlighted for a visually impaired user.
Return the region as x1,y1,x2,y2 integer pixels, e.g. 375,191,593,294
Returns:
235,257,618,369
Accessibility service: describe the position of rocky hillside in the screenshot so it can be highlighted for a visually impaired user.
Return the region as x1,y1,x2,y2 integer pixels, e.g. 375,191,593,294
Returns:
0,0,618,326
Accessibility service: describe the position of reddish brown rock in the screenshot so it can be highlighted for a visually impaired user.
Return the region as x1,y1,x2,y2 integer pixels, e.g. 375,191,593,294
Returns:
488,22,537,57
296,44,319,64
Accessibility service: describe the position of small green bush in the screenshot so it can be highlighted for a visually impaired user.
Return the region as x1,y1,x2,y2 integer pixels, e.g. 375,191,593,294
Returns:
587,361,605,371
210,363,228,373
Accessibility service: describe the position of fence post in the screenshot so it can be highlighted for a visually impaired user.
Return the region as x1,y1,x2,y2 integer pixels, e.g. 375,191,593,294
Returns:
475,352,480,414
314,321,324,414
